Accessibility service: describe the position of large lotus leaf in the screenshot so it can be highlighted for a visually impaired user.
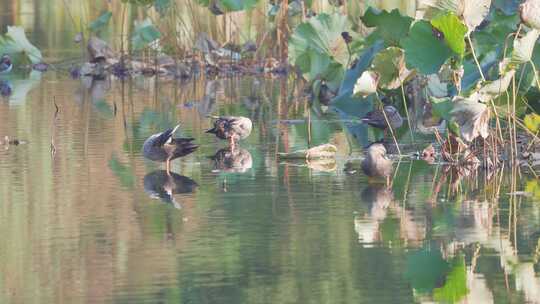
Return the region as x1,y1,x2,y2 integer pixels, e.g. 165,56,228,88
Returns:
511,29,540,65
371,46,412,89
289,13,351,68
131,18,161,51
520,0,540,30
89,11,112,33
0,26,42,64
431,12,467,57
473,11,519,57
433,256,468,303
360,8,413,46
401,21,453,74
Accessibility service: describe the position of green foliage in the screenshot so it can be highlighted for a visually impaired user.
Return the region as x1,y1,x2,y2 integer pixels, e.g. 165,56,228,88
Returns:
430,12,467,57
196,0,259,12
289,13,355,90
131,18,161,51
472,11,519,58
405,248,449,293
433,256,468,303
524,113,540,132
88,11,112,33
430,96,454,121
0,26,42,64
401,21,453,74
360,8,413,47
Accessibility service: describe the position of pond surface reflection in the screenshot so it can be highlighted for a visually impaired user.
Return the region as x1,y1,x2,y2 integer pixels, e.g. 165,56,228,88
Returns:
0,71,539,303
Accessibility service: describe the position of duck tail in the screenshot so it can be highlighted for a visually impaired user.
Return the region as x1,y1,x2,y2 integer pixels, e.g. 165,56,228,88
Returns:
169,138,198,159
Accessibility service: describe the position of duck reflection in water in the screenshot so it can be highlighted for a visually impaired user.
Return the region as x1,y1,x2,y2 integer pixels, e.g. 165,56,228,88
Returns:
354,184,393,247
354,184,426,247
143,170,198,209
211,147,253,173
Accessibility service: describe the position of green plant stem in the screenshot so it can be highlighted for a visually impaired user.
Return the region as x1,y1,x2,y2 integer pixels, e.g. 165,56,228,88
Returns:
400,83,414,145
467,34,485,81
375,92,402,156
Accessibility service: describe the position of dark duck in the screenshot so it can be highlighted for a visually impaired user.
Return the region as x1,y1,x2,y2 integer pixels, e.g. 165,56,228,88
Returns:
142,124,199,175
0,55,12,74
362,105,403,132
206,116,252,150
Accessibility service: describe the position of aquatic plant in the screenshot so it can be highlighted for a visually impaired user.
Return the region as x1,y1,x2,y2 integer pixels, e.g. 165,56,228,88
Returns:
285,0,540,164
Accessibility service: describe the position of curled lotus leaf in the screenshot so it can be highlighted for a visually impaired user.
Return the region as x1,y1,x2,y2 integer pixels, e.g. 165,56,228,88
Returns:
520,0,540,30
450,96,490,142
472,69,516,102
371,47,413,90
511,29,540,65
353,70,379,97
417,0,491,32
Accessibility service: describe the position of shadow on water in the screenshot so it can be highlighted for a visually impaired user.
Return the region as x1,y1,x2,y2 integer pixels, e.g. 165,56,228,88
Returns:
143,170,198,208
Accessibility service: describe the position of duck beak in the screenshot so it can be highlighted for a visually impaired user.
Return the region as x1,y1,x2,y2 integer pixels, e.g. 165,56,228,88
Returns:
205,127,217,134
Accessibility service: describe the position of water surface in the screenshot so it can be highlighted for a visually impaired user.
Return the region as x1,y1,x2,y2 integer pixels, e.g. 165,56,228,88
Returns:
1,2,540,304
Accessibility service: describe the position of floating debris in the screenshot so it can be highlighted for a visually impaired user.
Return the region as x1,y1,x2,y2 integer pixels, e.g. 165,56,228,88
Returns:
278,144,337,159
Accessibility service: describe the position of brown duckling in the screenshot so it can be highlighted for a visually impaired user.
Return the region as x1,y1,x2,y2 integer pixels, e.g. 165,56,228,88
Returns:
142,124,198,175
361,142,393,185
206,116,252,150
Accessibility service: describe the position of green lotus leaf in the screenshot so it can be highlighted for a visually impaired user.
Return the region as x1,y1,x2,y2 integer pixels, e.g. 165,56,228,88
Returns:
89,11,112,33
434,256,468,303
431,12,468,56
289,13,353,87
401,20,453,74
360,7,413,46
131,18,161,51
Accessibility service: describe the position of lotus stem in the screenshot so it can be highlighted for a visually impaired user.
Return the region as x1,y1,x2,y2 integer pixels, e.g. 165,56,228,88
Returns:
400,83,415,145
375,92,401,156
467,34,485,81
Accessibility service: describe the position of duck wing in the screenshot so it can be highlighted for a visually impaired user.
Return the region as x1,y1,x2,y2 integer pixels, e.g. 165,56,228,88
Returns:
168,137,198,159
362,110,388,129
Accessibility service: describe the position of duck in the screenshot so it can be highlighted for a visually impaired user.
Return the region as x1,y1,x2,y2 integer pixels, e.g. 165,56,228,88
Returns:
142,124,199,175
206,116,252,149
361,142,393,186
362,105,403,132
0,55,12,74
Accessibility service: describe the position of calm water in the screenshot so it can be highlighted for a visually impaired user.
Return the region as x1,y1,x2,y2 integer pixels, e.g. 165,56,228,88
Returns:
2,3,540,304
